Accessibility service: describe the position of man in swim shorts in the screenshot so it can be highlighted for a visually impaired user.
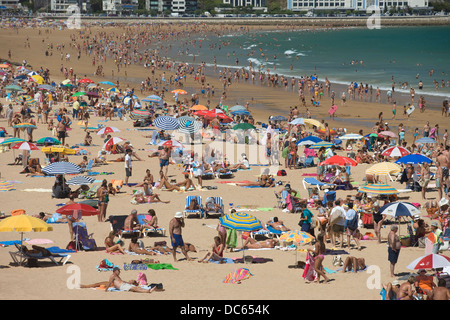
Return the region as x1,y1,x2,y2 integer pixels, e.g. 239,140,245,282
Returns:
169,212,192,262
105,267,155,293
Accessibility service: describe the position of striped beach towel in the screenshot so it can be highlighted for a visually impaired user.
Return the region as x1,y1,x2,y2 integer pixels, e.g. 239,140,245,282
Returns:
223,268,253,284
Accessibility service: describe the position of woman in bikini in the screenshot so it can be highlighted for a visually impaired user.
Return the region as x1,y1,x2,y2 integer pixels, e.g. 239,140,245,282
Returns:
240,237,278,249
105,231,126,254
198,236,224,263
156,171,181,191
307,233,329,284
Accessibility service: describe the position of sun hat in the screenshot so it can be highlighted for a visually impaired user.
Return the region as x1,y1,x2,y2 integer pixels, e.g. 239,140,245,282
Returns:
439,198,449,207
431,221,439,228
174,212,183,218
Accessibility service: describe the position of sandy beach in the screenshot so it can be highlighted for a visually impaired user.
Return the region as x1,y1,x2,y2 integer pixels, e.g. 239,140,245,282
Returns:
0,20,449,302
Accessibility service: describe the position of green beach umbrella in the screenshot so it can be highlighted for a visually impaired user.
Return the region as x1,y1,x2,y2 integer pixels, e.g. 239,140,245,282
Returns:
232,123,256,131
5,85,23,91
71,92,86,97
0,138,26,146
36,137,61,145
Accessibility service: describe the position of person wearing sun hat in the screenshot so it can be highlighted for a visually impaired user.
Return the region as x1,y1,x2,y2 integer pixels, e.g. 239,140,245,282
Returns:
430,219,444,254
169,212,192,262
438,197,449,235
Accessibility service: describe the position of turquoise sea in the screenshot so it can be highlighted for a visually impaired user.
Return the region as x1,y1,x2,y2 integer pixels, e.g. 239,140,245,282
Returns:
171,26,450,98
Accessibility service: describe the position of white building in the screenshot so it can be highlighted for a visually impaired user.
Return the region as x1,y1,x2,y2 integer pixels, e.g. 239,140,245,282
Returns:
222,0,266,8
50,0,90,13
0,0,21,10
287,0,428,11
102,0,138,14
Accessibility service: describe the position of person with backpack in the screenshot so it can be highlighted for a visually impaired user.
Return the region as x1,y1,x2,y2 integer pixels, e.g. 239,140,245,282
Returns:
344,202,361,251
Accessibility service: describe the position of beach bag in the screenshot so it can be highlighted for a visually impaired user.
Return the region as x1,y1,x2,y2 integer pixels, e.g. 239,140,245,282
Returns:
98,259,114,269
277,169,287,176
137,272,148,286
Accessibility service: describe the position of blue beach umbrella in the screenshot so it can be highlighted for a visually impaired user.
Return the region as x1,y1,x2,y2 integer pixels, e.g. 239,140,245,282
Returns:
99,81,116,86
379,201,420,218
231,110,250,116
395,154,432,165
296,135,322,146
414,137,437,144
142,95,162,103
219,211,262,232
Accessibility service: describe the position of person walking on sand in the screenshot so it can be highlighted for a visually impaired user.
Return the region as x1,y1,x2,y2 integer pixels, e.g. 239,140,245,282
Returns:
169,212,192,262
124,149,132,187
388,225,401,278
307,233,329,284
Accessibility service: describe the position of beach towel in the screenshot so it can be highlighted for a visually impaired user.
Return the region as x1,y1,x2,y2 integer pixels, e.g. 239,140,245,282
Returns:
209,258,235,264
302,252,318,282
146,263,178,270
223,268,253,284
0,239,29,246
226,228,238,249
47,246,75,254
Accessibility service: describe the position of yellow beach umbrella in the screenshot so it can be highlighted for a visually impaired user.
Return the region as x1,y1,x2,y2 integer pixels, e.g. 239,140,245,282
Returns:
31,75,44,84
365,162,401,176
42,146,76,155
303,119,325,129
61,79,71,85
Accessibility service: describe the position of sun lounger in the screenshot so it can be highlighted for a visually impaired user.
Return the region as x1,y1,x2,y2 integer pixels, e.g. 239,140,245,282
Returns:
183,196,204,218
9,243,72,266
136,214,166,237
204,196,224,218
302,177,336,192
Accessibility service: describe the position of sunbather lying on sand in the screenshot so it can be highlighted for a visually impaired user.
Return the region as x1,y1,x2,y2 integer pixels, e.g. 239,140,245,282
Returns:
239,238,278,249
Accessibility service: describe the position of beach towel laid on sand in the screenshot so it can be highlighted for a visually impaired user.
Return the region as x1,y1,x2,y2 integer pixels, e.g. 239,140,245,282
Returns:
146,263,178,270
223,268,253,284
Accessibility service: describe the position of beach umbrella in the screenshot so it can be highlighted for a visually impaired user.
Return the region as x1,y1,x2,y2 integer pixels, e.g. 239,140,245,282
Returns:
204,111,233,123
177,116,202,134
304,119,325,129
103,137,126,152
142,95,162,103
41,146,76,155
31,75,44,84
319,155,357,167
232,123,256,131
190,104,208,111
36,137,61,145
14,95,36,105
122,96,138,106
271,115,288,122
296,136,323,146
0,215,53,265
158,139,184,149
14,75,27,80
99,81,116,86
78,78,94,84
0,137,26,146
154,116,180,131
220,212,263,259
279,230,315,264
310,141,333,149
171,89,187,95
406,254,450,270
0,63,11,68
61,79,71,85
231,110,250,116
38,84,55,92
97,126,120,135
42,162,82,175
230,105,246,112
381,146,410,158
11,142,39,151
358,183,398,195
365,162,402,177
27,71,38,76
339,133,363,140
379,131,398,138
289,118,305,125
395,154,432,165
71,91,86,97
108,87,121,93
13,122,37,129
66,176,95,186
5,85,22,91
379,201,420,218
415,137,437,144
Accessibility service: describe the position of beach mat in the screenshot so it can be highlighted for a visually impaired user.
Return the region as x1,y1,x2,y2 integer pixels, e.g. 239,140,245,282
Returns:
146,263,178,270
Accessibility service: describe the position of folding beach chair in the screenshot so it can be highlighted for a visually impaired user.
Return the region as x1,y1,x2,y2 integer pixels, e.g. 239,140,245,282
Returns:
137,214,166,237
322,190,336,206
9,243,71,266
298,156,315,168
78,184,99,199
183,196,203,218
81,159,94,173
72,222,97,251
106,215,141,239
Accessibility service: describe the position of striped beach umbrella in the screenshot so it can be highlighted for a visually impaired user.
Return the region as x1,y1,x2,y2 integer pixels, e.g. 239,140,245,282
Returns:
103,137,126,152
304,119,325,129
158,139,184,149
13,123,37,129
154,116,180,131
296,135,323,146
395,154,432,165
310,141,333,149
14,95,36,105
11,142,39,151
42,162,82,175
219,212,262,232
108,87,121,93
97,126,120,135
407,254,450,270
0,138,26,146
381,146,410,158
365,162,402,176
5,85,23,91
66,176,95,186
177,116,202,134
358,183,398,195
